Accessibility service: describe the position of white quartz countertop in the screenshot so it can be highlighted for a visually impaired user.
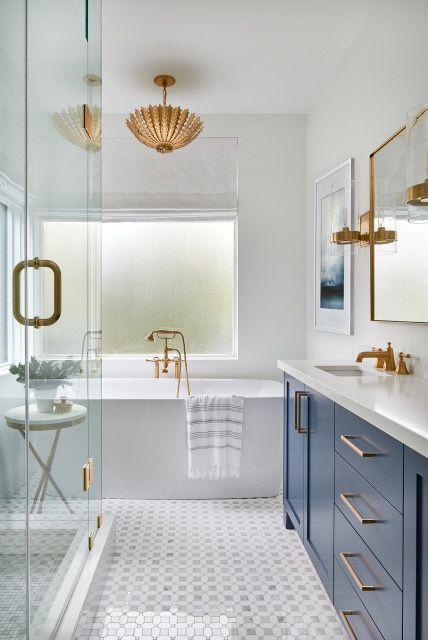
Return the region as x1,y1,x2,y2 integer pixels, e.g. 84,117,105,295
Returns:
277,359,428,458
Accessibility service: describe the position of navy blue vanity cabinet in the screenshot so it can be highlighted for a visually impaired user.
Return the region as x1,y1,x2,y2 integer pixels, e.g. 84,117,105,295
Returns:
303,385,335,599
283,375,335,598
403,447,428,639
281,367,428,639
283,375,305,537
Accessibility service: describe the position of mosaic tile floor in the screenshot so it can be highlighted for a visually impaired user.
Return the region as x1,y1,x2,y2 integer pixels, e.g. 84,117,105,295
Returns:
75,497,347,639
0,471,90,640
0,528,78,640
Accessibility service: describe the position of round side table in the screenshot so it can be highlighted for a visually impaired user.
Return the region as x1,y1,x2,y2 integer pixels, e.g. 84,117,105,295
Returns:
5,404,87,514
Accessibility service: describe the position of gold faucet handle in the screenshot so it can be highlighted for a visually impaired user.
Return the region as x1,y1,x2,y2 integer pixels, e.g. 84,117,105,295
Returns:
396,353,411,375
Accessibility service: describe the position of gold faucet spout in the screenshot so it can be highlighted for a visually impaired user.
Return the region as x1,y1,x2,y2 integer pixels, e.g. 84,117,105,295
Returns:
356,342,395,371
355,350,381,362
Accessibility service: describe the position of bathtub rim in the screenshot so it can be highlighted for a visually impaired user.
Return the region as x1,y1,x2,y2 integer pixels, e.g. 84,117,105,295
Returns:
99,377,283,400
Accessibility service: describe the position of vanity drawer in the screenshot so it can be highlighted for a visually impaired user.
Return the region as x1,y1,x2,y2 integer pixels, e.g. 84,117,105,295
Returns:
335,452,403,588
334,560,384,640
335,507,402,640
335,404,403,512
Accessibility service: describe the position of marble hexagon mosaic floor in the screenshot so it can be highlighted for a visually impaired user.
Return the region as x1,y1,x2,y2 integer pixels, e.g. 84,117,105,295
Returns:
75,497,346,639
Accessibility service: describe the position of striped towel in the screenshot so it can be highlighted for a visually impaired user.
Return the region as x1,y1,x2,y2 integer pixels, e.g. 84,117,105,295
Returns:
185,395,244,480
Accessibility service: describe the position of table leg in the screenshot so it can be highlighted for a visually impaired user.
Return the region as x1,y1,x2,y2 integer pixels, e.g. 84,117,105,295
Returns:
18,429,74,514
30,428,59,512
30,470,46,513
37,427,61,513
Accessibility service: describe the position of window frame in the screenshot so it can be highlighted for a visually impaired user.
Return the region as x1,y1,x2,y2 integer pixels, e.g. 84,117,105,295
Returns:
33,211,238,361
0,174,25,373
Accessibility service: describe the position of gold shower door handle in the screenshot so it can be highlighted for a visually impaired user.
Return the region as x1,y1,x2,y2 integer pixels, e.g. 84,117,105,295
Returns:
13,258,62,328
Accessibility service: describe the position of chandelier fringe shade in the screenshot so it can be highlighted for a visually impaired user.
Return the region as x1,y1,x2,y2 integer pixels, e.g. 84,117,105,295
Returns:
126,75,203,154
52,105,101,152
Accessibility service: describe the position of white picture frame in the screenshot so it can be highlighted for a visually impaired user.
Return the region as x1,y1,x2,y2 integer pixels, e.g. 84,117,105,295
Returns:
314,159,353,335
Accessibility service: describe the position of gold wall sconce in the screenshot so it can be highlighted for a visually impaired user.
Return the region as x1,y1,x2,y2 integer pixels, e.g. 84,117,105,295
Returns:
330,208,397,248
373,223,397,245
330,211,371,246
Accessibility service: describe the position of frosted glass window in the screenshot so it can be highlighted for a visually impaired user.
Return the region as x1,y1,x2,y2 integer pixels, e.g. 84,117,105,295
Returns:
102,220,236,356
40,218,236,357
0,204,7,363
40,221,99,356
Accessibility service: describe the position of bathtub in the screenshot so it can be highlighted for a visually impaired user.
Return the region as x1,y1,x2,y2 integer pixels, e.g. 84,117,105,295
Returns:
102,378,283,499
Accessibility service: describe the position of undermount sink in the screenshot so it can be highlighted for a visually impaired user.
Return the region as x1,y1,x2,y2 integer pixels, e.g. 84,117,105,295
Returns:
315,365,377,377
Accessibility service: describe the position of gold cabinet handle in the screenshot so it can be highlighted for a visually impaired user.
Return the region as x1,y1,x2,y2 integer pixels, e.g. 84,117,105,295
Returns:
13,258,62,328
340,435,378,458
340,552,380,592
340,493,380,525
294,391,308,434
339,610,359,640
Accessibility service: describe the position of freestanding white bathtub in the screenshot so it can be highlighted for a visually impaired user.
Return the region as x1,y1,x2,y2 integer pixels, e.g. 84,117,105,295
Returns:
102,378,283,499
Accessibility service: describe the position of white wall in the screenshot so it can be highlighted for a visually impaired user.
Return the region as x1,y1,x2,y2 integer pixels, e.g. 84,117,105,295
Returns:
306,0,428,369
103,114,307,380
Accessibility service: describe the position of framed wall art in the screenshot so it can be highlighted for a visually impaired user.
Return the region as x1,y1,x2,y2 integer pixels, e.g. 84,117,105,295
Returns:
314,159,353,334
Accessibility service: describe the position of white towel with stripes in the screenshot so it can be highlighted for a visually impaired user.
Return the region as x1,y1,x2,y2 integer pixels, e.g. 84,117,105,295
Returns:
185,395,244,480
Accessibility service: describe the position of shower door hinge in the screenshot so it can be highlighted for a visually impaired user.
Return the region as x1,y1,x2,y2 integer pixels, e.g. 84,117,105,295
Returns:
97,513,102,529
88,533,94,551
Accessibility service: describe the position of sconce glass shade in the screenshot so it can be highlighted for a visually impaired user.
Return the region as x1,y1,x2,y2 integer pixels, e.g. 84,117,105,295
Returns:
329,179,360,255
373,178,397,253
406,102,428,222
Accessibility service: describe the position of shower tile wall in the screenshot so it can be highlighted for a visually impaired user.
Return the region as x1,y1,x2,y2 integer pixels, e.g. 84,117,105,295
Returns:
75,497,346,639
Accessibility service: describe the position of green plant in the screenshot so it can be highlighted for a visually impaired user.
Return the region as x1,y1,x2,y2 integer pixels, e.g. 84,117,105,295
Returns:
9,356,80,384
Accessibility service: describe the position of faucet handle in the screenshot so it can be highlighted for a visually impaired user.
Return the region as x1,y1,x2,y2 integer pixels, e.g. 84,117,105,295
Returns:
396,352,411,375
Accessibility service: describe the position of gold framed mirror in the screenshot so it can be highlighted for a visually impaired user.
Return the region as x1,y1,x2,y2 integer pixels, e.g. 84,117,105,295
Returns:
370,125,428,323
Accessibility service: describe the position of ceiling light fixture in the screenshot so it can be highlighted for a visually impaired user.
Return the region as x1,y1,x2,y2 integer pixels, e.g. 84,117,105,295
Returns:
126,75,204,154
52,75,102,152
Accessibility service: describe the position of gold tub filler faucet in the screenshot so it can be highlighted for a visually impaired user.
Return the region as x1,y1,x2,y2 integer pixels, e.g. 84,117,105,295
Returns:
145,329,191,397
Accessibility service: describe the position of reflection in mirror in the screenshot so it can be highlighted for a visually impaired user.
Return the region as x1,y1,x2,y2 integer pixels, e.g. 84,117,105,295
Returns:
371,127,428,322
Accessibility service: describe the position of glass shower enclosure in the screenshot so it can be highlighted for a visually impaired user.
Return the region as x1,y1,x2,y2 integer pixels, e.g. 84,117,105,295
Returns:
0,1,102,638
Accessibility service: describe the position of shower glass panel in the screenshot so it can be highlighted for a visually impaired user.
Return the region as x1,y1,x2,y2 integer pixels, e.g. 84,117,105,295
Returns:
0,1,102,638
0,2,27,639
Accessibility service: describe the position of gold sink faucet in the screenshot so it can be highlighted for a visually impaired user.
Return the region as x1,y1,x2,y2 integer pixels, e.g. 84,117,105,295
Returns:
145,329,191,397
356,341,396,372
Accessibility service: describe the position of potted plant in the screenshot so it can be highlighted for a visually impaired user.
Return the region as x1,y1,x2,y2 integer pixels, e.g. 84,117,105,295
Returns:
9,356,80,413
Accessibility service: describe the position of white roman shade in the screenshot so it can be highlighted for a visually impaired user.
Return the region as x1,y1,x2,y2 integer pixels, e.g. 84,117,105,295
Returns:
102,136,238,221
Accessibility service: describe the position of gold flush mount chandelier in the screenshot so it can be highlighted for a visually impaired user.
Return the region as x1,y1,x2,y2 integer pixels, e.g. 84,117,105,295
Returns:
126,75,204,153
52,75,101,152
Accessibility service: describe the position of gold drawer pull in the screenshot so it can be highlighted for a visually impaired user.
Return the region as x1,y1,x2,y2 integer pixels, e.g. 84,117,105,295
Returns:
13,258,62,328
339,610,359,640
294,390,308,434
340,435,378,458
340,552,380,592
340,493,380,525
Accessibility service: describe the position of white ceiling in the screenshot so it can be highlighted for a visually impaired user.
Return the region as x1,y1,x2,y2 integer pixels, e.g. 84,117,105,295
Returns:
103,0,375,115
